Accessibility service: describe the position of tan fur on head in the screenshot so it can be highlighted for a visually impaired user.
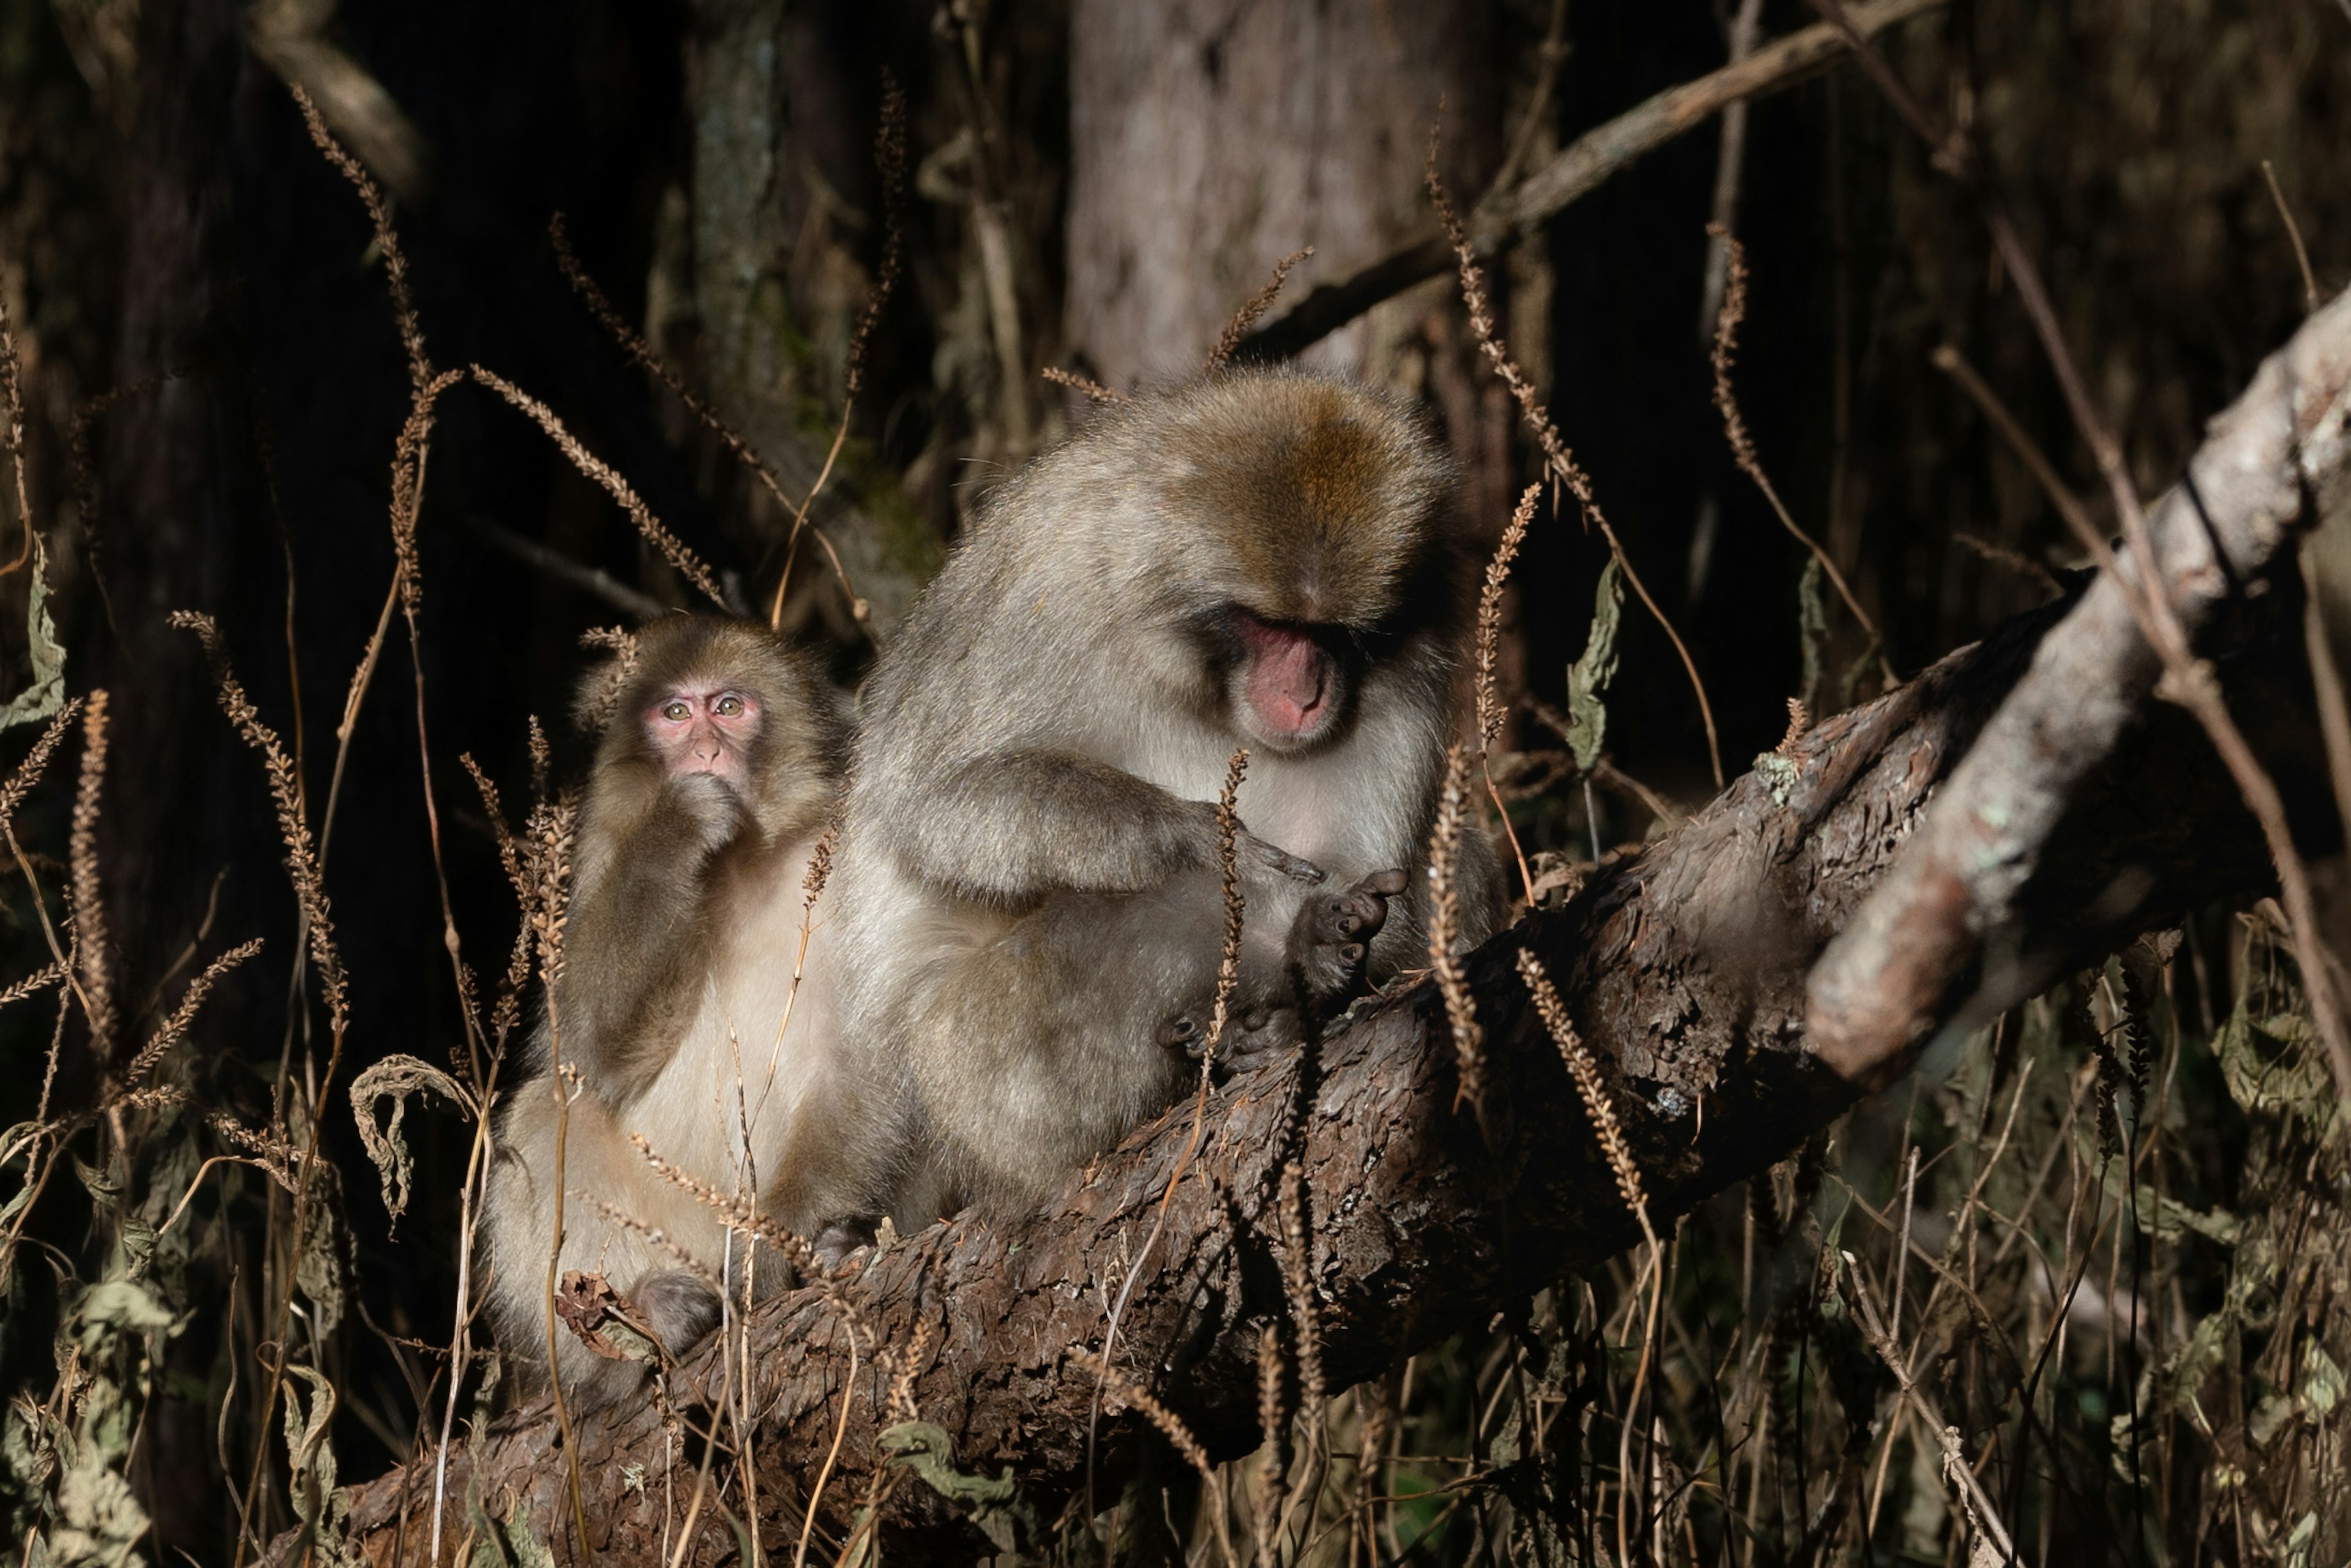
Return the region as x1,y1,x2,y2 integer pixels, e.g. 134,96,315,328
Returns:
581,614,844,847
1152,373,1453,629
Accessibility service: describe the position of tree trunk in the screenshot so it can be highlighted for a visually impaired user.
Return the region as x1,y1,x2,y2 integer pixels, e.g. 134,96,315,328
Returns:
303,291,2349,1567
1063,0,1496,388
685,0,939,634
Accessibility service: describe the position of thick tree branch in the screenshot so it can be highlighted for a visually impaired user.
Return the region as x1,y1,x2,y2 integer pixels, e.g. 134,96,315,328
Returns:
311,301,2345,1567
1809,288,2351,1087
1234,0,1950,363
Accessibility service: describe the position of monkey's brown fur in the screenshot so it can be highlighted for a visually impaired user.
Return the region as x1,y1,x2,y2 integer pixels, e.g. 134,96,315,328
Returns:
484,616,880,1401
830,369,1507,1222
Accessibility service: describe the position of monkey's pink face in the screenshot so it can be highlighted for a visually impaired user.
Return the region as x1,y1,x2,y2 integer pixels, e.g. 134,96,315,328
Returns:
1229,609,1346,752
645,686,763,787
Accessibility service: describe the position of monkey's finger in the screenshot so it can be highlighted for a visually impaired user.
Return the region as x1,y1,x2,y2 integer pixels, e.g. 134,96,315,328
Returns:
1363,867,1409,898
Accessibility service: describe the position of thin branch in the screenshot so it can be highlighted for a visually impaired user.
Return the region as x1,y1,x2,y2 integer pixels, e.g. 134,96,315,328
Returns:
1237,0,1952,361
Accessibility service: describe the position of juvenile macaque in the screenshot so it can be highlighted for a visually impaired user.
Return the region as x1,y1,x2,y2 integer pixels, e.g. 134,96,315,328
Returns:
485,616,882,1400
830,369,1506,1220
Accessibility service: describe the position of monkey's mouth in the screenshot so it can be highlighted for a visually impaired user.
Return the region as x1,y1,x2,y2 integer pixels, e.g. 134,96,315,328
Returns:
1235,614,1339,745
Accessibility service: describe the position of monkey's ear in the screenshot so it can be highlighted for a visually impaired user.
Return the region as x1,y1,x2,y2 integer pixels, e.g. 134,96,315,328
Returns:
575,626,644,734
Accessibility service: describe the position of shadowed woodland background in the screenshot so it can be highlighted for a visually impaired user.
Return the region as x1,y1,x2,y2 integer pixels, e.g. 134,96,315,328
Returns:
1,0,2349,1563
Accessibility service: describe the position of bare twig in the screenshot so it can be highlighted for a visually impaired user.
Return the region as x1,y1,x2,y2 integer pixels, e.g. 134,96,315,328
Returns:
2259,160,2321,315
1237,0,1952,361
1708,224,1894,686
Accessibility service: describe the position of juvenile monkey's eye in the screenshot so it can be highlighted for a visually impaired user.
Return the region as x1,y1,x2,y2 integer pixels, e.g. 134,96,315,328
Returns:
715,696,743,717
662,700,691,722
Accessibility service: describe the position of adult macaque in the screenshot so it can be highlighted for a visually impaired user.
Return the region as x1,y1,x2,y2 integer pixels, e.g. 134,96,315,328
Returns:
485,616,883,1400
831,370,1505,1221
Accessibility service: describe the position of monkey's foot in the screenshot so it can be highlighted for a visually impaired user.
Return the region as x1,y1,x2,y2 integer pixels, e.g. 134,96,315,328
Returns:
634,1269,724,1357
812,1215,880,1268
1286,868,1407,1009
1157,1003,1301,1063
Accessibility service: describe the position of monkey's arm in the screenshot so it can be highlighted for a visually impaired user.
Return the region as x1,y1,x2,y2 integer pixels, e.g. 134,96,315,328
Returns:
559,775,744,1094
899,749,1313,902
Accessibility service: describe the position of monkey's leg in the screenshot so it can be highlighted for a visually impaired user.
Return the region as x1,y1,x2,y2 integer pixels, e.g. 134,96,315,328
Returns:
486,1087,757,1405
906,879,1247,1210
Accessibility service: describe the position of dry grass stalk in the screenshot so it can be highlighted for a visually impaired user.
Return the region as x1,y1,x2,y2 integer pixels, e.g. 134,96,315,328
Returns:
126,938,264,1088
0,701,81,838
1202,749,1248,1070
1207,247,1313,371
1952,531,2061,596
574,624,643,736
576,1195,726,1300
1475,482,1539,748
547,212,870,635
468,364,725,609
1253,1321,1289,1564
290,83,426,392
885,1311,934,1425
67,691,116,1056
1277,1160,1325,1413
1428,144,1726,790
1041,366,1127,404
1078,1353,1213,1476
1514,948,1651,1231
1428,744,1485,1119
1706,223,1893,688
1775,697,1809,755
0,283,32,577
0,961,65,1014
170,612,348,1036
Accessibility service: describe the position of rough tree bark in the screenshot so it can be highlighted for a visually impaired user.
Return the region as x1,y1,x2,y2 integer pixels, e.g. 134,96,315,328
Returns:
299,293,2349,1566
1063,0,1494,388
686,0,939,632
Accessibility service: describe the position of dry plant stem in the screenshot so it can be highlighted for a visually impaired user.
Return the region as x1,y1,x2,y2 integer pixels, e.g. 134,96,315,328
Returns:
1041,367,1125,405
1205,247,1313,371
2260,160,2322,315
468,364,726,607
1807,0,2351,1099
1477,484,1542,901
1516,948,1661,1568
173,613,354,1568
1841,1255,2019,1561
1707,225,1893,683
793,1333,859,1568
1698,0,1768,342
547,213,866,627
1239,0,1951,362
1089,749,1249,1515
68,694,117,1057
1427,745,1485,1122
1429,152,1727,789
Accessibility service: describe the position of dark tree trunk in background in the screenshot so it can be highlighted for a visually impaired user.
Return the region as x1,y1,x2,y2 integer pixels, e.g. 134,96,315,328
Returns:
1064,0,1496,388
686,0,938,634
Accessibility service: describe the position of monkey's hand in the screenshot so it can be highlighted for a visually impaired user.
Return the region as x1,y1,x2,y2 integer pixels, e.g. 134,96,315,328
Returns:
662,771,752,858
1285,868,1408,1014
